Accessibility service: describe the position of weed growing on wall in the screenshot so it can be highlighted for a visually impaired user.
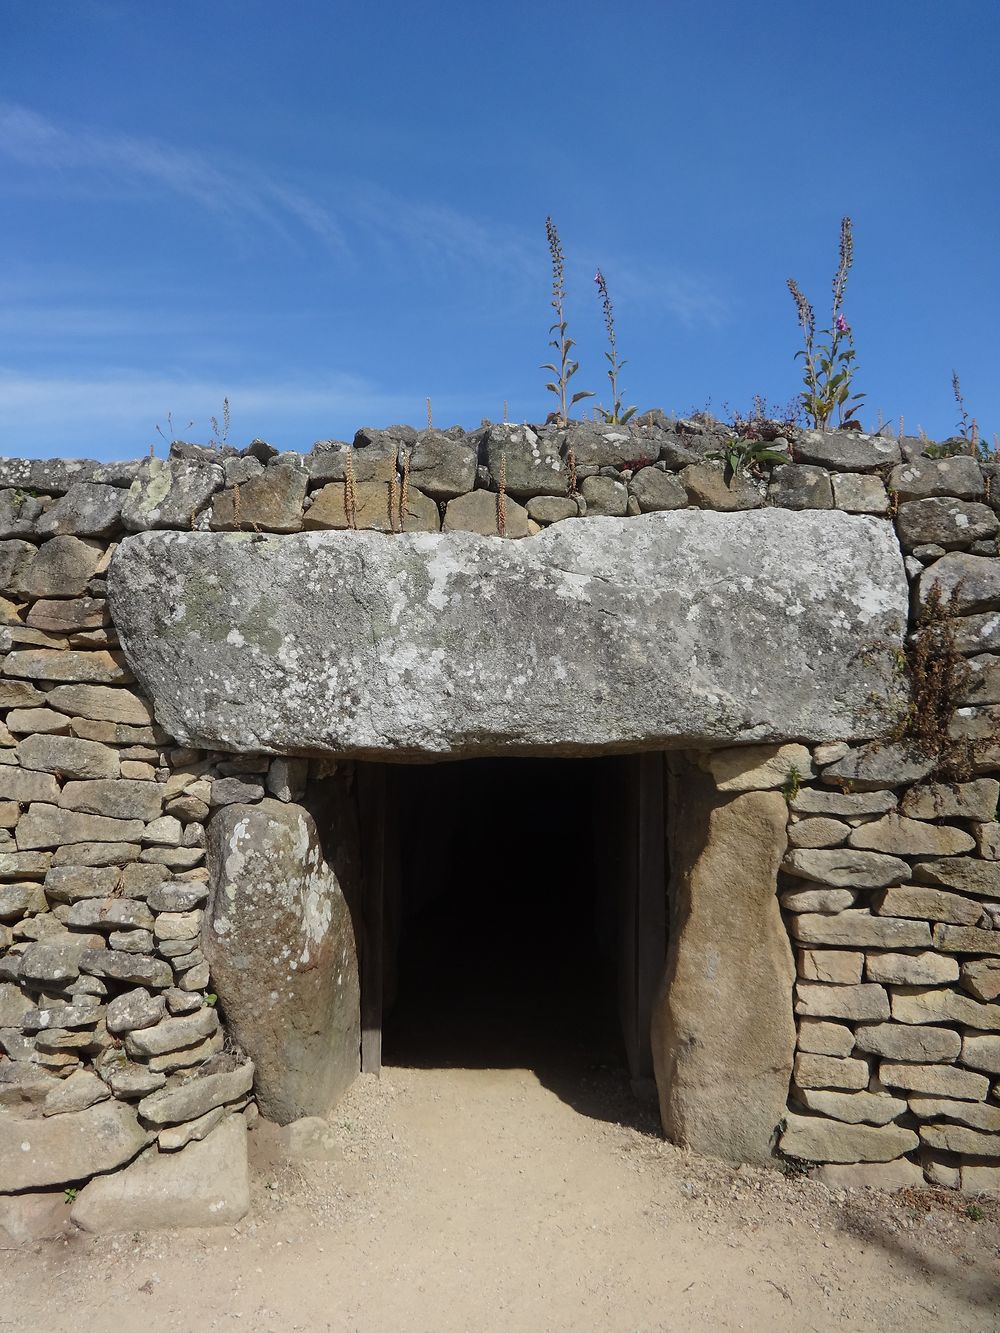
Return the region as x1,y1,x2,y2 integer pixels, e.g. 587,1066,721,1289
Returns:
706,435,788,479
593,269,636,425
541,217,592,426
787,217,865,430
891,582,976,779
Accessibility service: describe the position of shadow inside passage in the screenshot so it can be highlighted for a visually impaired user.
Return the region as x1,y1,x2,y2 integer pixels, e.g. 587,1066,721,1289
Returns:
380,755,660,1136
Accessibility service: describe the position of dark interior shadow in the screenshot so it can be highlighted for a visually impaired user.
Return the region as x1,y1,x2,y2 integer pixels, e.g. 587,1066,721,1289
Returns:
380,755,662,1138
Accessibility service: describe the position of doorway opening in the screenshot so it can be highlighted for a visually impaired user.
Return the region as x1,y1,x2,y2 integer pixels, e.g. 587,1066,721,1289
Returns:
355,753,668,1101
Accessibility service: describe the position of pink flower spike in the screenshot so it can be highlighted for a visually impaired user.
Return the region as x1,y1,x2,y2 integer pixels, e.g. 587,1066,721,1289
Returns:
594,270,603,284
836,313,848,333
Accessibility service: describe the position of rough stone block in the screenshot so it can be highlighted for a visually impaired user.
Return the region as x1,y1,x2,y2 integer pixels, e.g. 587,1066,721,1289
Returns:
961,1033,1000,1076
795,1088,906,1126
627,467,686,513
961,958,1000,1001
209,465,307,533
900,778,999,822
0,1098,151,1191
16,804,145,850
820,742,935,790
865,951,960,985
794,432,900,473
795,982,890,1022
912,857,1000,899
57,779,163,822
789,789,896,817
889,456,984,502
780,885,857,913
873,885,983,927
782,851,909,890
16,734,119,781
793,1052,869,1090
108,512,908,757
767,464,832,510
797,948,863,984
892,985,1000,1031
812,1160,924,1190
70,1113,248,1232
796,1018,855,1057
786,818,850,849
780,1113,917,1163
830,473,888,514
854,1022,961,1064
790,911,930,949
847,814,974,856
701,743,813,793
920,1124,1000,1158
879,1061,990,1101
933,923,1000,956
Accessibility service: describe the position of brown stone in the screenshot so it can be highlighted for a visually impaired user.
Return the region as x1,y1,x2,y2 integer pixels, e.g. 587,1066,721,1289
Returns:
873,885,983,927
933,923,1000,956
797,1018,855,1057
43,684,155,725
651,777,795,1165
900,779,999,822
442,488,529,538
879,1061,990,1101
854,1022,961,1064
847,814,974,856
865,950,959,985
797,948,863,984
209,466,307,533
891,985,1000,1031
790,911,930,949
961,958,1000,1001
780,1114,917,1163
2,649,130,685
793,1052,869,1090
795,982,890,1022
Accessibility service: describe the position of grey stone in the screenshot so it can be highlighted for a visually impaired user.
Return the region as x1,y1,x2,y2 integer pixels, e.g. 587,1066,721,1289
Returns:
795,1088,906,1126
136,1058,254,1126
147,883,207,912
797,1018,854,1057
917,552,1000,614
306,439,396,486
16,734,119,781
65,897,154,933
0,539,36,595
0,680,45,710
157,1104,226,1151
847,815,974,856
26,597,109,634
0,850,51,879
791,911,930,948
782,850,909,890
961,1033,1000,1075
795,982,890,1021
0,881,47,920
0,490,44,539
5,708,70,735
794,431,901,472
831,473,888,514
108,928,154,953
18,935,104,984
780,1113,917,1163
912,857,1000,899
441,488,528,538
16,804,145,850
701,743,813,792
0,982,31,1026
909,1096,1000,1132
896,498,998,552
3,647,129,685
865,950,959,985
209,465,307,533
209,777,264,808
961,958,1000,1001
41,1069,110,1116
50,843,141,869
900,778,999,822
153,910,202,940
108,512,908,758
405,432,476,500
265,757,307,804
947,612,1000,655
794,1052,869,1090
525,495,580,524
789,789,896,817
921,1124,1000,1159
821,742,935,791
932,923,1000,956
58,778,163,821
767,464,832,509
103,1061,167,1098
961,654,1000,704
484,425,568,498
0,1099,151,1191
42,684,155,725
0,457,138,494
781,886,856,913
627,467,686,513
579,475,627,516
0,1190,72,1247
855,1021,962,1063
34,484,125,540
681,462,765,511
121,458,224,531
880,1062,989,1101
0,768,59,807
125,1007,218,1058
81,949,172,988
786,818,851,849
204,799,360,1123
71,1114,249,1232
812,1160,924,1190
891,986,1000,1031
140,846,203,869
14,537,104,599
651,779,794,1166
889,456,984,502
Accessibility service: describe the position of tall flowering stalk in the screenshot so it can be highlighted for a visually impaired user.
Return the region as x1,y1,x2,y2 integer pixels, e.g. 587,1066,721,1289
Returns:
787,216,865,430
541,217,592,425
593,269,636,424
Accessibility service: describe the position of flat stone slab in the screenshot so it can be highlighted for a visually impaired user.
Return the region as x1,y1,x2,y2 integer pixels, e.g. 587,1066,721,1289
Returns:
108,511,908,758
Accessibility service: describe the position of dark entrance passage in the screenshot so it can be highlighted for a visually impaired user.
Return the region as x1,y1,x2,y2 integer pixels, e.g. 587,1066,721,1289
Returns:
356,754,668,1087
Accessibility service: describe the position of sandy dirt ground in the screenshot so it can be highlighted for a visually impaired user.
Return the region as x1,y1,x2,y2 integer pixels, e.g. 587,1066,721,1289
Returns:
2,1063,999,1333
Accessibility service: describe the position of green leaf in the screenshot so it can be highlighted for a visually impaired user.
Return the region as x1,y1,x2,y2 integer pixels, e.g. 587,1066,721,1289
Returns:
621,406,637,423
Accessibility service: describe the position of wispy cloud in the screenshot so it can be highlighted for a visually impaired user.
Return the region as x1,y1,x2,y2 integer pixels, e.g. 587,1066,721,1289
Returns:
0,102,350,253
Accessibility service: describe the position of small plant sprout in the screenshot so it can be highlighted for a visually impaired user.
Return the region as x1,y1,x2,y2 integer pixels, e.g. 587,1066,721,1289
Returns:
781,764,802,803
707,435,788,479
593,269,636,424
63,1187,78,1205
209,397,231,447
154,410,195,452
787,216,865,430
541,217,593,426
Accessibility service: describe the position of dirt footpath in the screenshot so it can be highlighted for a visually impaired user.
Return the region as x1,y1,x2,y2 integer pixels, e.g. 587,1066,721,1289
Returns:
2,1064,999,1332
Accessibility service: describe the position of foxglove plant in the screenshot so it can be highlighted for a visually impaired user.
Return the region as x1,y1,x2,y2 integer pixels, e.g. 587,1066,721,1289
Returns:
787,216,865,430
593,269,636,424
541,217,592,425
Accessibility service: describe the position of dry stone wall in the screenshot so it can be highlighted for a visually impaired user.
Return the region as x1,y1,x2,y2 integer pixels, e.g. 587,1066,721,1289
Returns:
0,413,999,1236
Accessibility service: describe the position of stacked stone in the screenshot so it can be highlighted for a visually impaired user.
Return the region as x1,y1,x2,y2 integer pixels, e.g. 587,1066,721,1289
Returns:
0,465,255,1229
1,417,999,1220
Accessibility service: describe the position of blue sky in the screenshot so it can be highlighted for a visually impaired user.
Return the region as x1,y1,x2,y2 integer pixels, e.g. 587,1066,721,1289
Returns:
1,1,998,460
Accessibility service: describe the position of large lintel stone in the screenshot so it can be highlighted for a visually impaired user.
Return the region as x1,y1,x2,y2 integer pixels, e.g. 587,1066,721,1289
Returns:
108,510,907,758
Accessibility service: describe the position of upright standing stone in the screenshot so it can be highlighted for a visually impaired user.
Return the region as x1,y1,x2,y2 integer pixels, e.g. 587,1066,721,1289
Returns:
651,771,795,1165
203,798,360,1123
